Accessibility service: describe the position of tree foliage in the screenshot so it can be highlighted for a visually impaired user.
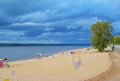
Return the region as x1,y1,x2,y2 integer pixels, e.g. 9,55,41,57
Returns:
112,35,120,44
90,21,113,52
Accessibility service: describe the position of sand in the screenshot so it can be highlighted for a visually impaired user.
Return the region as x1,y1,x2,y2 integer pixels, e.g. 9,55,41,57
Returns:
101,52,120,81
0,48,112,81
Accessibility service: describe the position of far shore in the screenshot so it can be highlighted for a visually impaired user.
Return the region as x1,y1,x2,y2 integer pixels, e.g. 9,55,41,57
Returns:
0,43,90,46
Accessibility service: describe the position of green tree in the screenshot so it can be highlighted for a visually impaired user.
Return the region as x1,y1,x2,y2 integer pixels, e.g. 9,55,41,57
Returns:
112,35,120,44
90,21,113,52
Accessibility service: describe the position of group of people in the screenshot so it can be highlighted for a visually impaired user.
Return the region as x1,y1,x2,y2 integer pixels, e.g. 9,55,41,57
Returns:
0,58,9,68
70,50,81,70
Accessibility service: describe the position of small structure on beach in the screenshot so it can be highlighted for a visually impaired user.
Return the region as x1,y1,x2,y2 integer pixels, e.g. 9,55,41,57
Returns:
34,53,44,58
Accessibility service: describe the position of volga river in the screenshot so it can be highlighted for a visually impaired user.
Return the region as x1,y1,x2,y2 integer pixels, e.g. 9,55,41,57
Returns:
0,44,90,62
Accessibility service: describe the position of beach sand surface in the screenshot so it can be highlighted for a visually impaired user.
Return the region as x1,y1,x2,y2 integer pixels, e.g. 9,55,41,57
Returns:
0,48,111,81
101,52,120,81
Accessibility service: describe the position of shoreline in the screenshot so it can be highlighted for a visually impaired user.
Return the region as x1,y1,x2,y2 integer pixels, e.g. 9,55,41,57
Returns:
0,45,90,62
7,46,90,62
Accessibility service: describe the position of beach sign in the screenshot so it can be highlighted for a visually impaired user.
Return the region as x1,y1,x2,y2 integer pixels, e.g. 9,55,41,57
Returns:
4,78,10,81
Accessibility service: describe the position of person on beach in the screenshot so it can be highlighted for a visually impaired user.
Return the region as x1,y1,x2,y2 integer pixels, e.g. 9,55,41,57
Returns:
112,44,114,51
72,53,81,69
0,59,3,68
0,58,9,68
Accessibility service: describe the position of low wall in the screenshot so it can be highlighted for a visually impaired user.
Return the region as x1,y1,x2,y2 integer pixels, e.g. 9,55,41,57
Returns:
108,45,120,55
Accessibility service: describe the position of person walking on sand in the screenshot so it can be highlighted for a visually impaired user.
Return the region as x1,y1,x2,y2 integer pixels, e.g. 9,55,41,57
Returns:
72,53,81,69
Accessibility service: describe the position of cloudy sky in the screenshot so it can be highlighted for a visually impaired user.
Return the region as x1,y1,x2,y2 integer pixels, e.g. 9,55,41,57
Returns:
0,0,120,44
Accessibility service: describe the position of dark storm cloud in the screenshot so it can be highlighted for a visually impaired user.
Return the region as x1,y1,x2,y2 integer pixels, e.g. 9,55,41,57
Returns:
0,0,120,43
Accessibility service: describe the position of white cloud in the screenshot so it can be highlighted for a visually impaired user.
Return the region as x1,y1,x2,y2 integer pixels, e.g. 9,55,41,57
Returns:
41,31,75,37
66,25,76,30
11,17,101,27
44,27,54,32
0,30,24,36
0,39,62,44
11,22,43,26
16,11,48,22
73,17,101,26
37,40,62,44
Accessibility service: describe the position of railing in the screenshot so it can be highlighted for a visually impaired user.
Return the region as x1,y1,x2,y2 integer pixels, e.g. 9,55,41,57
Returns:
108,45,120,55
114,45,120,55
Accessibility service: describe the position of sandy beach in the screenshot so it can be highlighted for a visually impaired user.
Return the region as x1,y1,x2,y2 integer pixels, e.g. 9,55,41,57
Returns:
101,52,120,81
0,48,113,81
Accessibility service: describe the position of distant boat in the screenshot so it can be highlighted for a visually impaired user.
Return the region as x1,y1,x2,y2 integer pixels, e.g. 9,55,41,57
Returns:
34,53,43,56
34,53,44,58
